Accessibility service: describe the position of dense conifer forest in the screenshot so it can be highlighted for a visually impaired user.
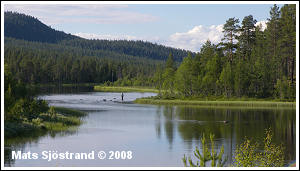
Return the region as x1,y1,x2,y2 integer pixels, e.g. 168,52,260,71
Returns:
153,4,296,100
4,11,191,86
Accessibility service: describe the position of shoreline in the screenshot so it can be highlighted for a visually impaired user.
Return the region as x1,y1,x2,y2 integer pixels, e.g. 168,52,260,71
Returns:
94,86,159,93
4,107,86,139
134,98,296,108
93,86,296,108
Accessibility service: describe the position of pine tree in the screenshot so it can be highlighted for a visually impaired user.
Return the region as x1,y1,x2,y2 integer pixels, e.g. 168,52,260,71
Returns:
162,53,176,95
221,18,240,63
218,62,234,97
249,26,270,97
175,53,195,97
238,15,257,60
278,4,296,84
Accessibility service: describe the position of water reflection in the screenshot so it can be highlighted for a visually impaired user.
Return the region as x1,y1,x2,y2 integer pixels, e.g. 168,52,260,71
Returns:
155,106,162,139
156,105,296,166
4,128,79,166
38,85,94,95
4,91,295,167
163,106,175,150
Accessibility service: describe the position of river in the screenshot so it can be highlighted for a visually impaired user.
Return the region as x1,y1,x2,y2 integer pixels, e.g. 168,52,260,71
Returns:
4,89,296,167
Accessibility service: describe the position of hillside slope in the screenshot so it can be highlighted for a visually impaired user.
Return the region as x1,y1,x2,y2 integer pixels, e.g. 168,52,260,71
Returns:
4,11,78,43
4,11,193,61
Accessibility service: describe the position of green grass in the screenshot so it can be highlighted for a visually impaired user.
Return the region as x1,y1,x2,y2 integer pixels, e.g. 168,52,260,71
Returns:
5,107,86,138
94,86,159,93
34,83,101,87
134,98,296,108
43,118,80,132
54,107,86,117
61,83,100,87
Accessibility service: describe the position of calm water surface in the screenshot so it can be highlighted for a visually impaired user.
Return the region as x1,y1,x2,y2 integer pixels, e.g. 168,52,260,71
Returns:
5,90,296,167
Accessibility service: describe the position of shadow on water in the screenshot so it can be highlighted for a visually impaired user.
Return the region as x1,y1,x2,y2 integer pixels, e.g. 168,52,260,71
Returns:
5,89,296,167
5,85,91,166
155,105,296,166
37,85,94,95
4,126,79,166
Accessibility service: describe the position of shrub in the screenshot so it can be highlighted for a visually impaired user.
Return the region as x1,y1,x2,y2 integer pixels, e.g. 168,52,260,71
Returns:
233,138,260,167
183,128,285,167
182,133,227,167
233,128,285,167
31,117,43,126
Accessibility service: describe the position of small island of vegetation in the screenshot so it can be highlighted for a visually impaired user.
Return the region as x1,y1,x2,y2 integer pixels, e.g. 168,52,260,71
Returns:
4,64,86,138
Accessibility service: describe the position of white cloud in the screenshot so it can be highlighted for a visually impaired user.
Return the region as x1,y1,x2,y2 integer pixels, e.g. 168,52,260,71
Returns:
76,20,267,52
74,33,139,41
74,24,225,53
74,32,163,44
163,20,267,52
4,4,158,25
255,20,268,31
165,24,224,52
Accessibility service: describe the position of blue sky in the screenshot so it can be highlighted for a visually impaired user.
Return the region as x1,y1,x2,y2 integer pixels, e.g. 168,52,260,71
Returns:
4,3,284,52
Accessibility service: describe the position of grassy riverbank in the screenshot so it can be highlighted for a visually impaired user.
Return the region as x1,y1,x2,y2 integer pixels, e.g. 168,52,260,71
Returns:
94,86,159,93
94,85,295,108
135,97,296,108
34,83,101,87
4,107,86,138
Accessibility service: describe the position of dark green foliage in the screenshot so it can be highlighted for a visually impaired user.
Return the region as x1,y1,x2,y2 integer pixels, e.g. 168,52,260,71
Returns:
238,15,257,60
183,129,285,167
53,107,86,117
278,4,296,84
4,11,193,87
182,133,227,167
4,64,49,122
4,64,85,138
4,37,163,84
221,17,240,62
233,128,285,167
4,11,78,43
60,39,190,62
4,11,191,62
162,53,177,96
152,65,164,95
4,122,44,138
4,5,296,101
175,53,195,97
153,4,295,101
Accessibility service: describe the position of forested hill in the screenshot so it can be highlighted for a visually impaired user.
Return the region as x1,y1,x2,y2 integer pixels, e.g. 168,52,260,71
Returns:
59,39,189,62
4,11,78,43
4,11,192,61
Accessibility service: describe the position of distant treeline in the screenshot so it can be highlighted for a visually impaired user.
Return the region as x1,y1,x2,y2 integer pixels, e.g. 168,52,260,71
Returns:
59,39,190,62
4,11,192,86
4,37,163,84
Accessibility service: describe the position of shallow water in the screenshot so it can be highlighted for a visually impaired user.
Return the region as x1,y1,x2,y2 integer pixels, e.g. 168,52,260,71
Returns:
4,91,296,167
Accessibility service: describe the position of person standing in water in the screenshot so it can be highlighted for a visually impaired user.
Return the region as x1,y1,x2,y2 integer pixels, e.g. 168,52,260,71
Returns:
121,92,124,101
